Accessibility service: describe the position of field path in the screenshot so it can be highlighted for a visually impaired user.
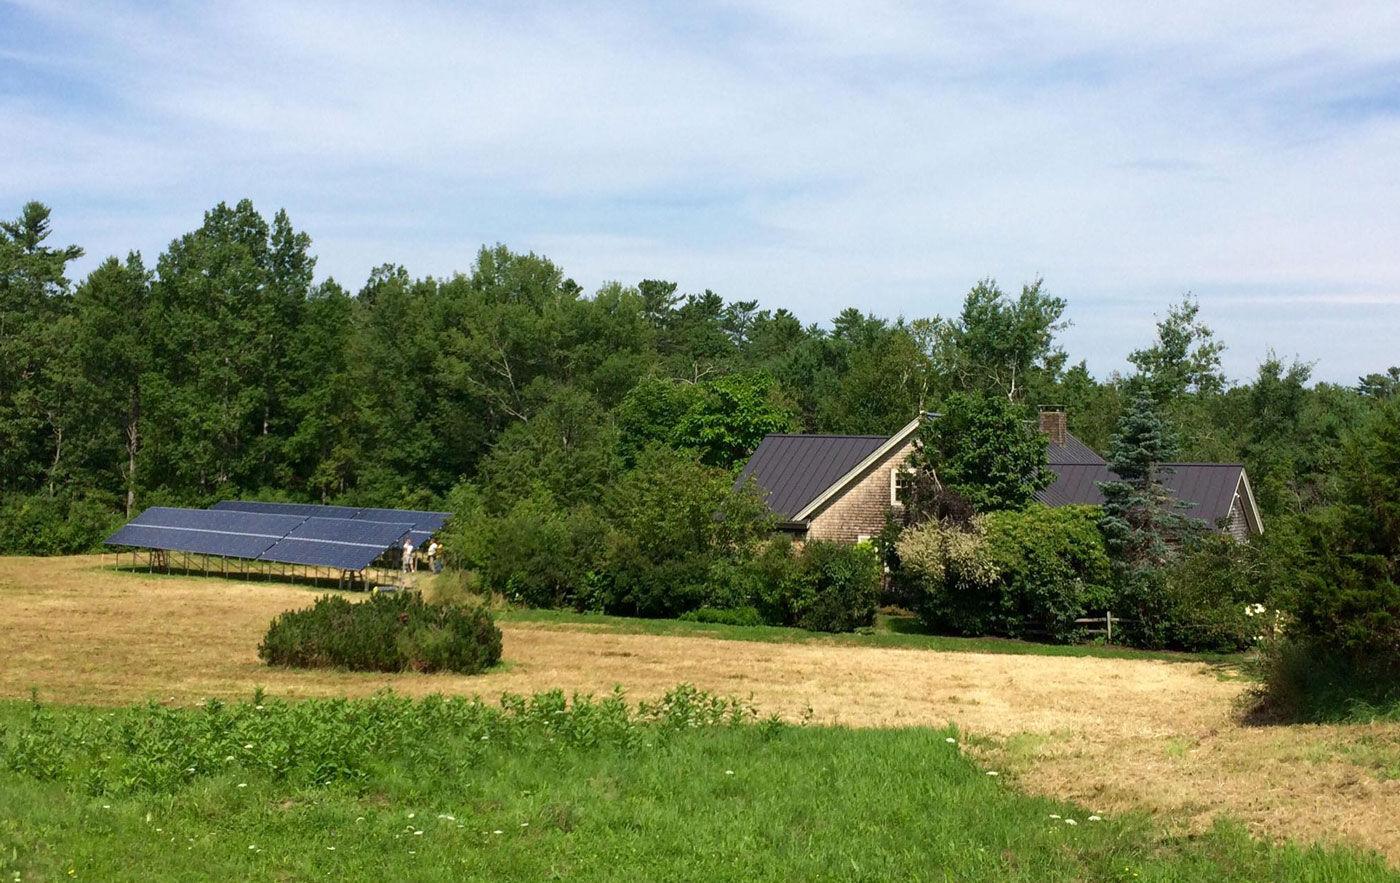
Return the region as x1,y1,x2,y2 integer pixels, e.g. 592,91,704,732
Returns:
3,555,1399,863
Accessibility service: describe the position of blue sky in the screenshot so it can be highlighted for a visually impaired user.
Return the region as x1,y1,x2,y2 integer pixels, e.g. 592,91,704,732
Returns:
4,1,1399,383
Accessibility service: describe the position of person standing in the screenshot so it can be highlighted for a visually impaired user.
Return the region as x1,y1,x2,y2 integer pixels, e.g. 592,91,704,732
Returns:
427,538,442,573
401,537,415,574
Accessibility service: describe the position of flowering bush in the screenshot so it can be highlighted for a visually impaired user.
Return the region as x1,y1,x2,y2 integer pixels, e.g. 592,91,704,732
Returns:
898,505,1110,642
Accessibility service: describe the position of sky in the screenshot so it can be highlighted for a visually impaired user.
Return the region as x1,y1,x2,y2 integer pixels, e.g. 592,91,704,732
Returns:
4,2,1400,383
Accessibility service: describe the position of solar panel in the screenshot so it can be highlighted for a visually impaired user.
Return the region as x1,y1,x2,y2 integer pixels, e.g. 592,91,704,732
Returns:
356,508,450,534
105,507,305,559
257,517,414,571
110,503,451,573
213,500,363,519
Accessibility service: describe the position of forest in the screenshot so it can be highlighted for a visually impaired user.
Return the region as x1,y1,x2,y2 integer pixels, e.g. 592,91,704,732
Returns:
3,199,1398,712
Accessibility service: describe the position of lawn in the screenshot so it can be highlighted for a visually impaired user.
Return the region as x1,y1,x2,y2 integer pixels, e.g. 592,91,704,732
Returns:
494,607,1247,665
1,689,1393,882
5,555,1400,868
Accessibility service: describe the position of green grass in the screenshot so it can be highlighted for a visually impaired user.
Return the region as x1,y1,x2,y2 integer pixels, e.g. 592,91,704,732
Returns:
1,690,1390,882
498,607,1248,666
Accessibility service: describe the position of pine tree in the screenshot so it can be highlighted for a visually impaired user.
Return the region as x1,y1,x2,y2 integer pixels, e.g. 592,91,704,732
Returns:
1097,388,1195,569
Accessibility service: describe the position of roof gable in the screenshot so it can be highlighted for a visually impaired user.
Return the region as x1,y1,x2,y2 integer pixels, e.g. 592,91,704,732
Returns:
1035,462,1250,525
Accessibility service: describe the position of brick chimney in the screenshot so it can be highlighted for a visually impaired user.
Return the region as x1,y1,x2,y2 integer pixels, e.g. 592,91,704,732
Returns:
1038,406,1067,446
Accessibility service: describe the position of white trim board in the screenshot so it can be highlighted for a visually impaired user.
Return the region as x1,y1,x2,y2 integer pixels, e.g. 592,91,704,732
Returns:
790,416,922,522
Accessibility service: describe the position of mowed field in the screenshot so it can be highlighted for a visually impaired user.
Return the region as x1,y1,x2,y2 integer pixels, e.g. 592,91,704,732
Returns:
4,555,1400,866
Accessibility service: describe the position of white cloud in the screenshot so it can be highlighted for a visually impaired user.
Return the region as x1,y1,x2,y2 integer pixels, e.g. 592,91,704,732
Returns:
3,0,1399,381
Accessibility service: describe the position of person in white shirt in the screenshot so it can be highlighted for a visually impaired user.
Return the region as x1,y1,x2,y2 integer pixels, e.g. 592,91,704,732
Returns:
401,538,415,573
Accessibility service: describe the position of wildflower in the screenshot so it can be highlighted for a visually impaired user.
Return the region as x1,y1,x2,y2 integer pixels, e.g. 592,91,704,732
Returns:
407,812,416,819
243,743,254,750
725,770,734,775
355,817,365,823
237,783,247,788
1064,819,1077,826
1088,815,1102,822
326,846,335,851
102,805,110,809
493,830,503,835
520,822,529,827
985,771,999,777
945,737,957,744
1049,814,1061,819
224,755,235,762
414,830,424,836
185,767,196,773
437,814,455,821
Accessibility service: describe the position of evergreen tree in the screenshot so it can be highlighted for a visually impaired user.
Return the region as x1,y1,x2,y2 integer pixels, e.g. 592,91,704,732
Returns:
1097,389,1195,569
0,202,83,494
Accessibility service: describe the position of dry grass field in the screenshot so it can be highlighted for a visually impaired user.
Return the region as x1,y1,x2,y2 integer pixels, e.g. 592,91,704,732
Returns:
3,554,1399,865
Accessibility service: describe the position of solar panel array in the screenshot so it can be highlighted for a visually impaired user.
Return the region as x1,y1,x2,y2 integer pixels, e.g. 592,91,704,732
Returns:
259,517,415,570
212,500,449,543
106,502,450,571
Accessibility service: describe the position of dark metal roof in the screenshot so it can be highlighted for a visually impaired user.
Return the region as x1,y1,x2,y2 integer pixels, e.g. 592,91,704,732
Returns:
1035,462,1246,524
735,434,888,520
1047,431,1106,465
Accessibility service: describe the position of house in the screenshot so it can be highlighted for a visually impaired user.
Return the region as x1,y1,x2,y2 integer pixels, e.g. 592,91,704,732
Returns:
734,409,1263,542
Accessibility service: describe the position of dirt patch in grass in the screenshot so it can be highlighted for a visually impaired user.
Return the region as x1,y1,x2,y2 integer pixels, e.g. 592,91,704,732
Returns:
3,554,1399,863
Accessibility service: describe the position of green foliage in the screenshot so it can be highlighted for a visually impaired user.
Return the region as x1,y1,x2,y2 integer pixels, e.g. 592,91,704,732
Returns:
258,593,502,674
1283,395,1400,691
1117,531,1296,652
900,506,1110,643
1098,388,1198,570
937,278,1068,401
981,505,1112,641
7,693,1392,881
477,492,609,609
672,372,798,468
915,392,1052,512
756,540,880,632
1128,296,1226,403
0,491,123,555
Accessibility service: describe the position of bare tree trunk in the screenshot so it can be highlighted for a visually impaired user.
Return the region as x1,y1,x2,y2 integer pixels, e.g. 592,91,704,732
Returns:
124,394,140,516
47,422,62,497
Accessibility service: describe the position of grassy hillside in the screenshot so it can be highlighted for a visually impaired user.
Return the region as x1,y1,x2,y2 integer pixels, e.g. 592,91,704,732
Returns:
1,689,1390,882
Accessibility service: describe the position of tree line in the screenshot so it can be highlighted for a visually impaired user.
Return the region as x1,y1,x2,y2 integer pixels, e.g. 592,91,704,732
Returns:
1,197,1396,550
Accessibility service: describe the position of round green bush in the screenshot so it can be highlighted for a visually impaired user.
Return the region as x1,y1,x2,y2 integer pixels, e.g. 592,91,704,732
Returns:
259,593,502,674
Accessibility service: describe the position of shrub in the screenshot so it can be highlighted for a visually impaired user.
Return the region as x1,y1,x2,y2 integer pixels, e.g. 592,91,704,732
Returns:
0,491,123,555
478,493,609,609
899,505,1110,643
982,505,1111,641
895,516,999,634
259,593,502,674
1116,531,1293,652
759,540,880,632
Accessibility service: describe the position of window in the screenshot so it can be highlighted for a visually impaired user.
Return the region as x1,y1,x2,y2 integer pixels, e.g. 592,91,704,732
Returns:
891,467,914,506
